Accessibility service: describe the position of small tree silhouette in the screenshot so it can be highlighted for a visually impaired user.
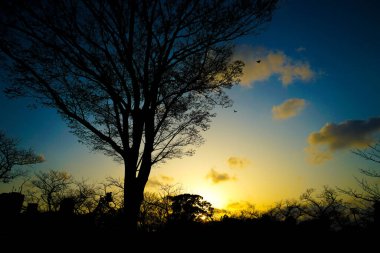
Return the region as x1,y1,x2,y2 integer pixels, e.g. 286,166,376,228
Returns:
169,194,214,223
31,170,73,212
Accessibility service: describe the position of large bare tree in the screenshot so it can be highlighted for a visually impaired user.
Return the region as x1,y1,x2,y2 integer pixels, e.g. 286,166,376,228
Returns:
0,0,277,230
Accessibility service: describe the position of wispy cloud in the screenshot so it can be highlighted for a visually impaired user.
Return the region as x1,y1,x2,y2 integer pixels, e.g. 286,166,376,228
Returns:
272,98,307,120
160,175,174,182
296,47,306,52
206,169,236,184
234,46,314,87
226,201,256,211
146,174,174,188
306,117,380,164
227,157,251,169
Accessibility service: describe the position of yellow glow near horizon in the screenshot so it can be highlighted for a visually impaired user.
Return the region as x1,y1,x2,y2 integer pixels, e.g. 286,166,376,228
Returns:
194,186,228,209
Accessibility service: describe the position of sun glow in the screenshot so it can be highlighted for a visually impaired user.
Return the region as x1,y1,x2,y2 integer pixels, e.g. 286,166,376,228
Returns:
194,187,227,209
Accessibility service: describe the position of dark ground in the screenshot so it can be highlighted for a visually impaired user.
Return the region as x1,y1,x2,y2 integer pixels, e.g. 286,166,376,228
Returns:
1,213,377,251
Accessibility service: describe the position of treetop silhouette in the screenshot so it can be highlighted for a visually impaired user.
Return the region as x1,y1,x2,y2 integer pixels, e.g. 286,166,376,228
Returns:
169,193,214,223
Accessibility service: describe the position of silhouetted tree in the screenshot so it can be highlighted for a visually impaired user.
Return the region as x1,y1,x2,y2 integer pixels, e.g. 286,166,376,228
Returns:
139,192,161,231
299,186,347,230
169,193,214,223
140,183,182,231
0,0,277,230
92,192,118,228
25,202,38,214
93,192,115,215
102,176,125,209
341,144,380,202
0,131,44,183
0,192,24,215
267,200,302,224
70,179,99,214
339,143,380,226
238,203,260,220
59,197,75,215
31,170,73,212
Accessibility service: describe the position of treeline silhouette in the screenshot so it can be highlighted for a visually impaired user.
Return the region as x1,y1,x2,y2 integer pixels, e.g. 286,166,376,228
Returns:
0,170,379,249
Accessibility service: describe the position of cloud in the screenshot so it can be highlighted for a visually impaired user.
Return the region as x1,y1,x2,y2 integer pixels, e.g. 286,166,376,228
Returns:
306,117,380,164
233,46,314,87
160,175,174,182
272,98,307,120
305,146,333,165
227,157,251,169
226,201,255,211
206,169,236,184
296,47,306,52
146,174,174,188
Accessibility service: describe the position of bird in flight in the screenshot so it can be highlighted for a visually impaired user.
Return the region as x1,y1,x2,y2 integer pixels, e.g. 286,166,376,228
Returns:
256,60,261,63
233,110,237,113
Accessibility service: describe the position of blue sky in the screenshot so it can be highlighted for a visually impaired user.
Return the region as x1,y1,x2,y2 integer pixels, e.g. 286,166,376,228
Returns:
1,0,380,209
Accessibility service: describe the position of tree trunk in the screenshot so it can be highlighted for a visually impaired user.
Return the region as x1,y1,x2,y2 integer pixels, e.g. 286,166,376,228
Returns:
123,112,154,232
47,193,52,212
123,163,144,233
124,187,143,232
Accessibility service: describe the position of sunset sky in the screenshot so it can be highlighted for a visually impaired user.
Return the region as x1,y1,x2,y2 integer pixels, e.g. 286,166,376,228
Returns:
1,0,380,210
